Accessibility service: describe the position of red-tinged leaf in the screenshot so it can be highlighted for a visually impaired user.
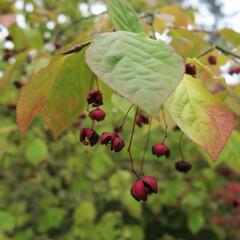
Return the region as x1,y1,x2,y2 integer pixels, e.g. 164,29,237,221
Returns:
166,75,234,160
17,48,93,138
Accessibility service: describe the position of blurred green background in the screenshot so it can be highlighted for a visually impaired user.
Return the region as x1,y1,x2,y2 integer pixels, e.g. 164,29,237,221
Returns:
1,0,240,239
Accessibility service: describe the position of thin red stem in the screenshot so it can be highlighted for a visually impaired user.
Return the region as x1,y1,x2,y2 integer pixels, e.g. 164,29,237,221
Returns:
179,132,185,161
118,104,134,132
127,106,139,178
141,117,152,176
161,105,168,143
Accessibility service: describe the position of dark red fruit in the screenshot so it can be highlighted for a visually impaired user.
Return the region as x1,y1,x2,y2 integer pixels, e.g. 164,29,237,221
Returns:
229,66,240,75
131,179,148,201
175,161,192,173
135,113,149,127
7,103,17,110
5,35,13,41
13,81,25,89
54,41,62,49
152,143,170,158
80,128,99,146
142,176,158,193
111,135,125,152
185,63,196,76
87,89,103,106
131,176,158,202
208,55,217,65
100,132,114,145
89,108,105,122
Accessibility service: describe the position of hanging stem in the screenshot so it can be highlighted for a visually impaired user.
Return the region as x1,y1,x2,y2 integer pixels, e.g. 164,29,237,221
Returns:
127,106,139,178
118,104,134,132
179,132,185,161
141,117,152,176
161,105,168,143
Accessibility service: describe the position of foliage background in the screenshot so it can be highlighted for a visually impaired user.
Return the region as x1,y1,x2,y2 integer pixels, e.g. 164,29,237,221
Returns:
0,0,240,239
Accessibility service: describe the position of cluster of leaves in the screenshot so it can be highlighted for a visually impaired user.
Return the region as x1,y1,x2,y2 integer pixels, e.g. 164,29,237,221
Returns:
0,0,240,239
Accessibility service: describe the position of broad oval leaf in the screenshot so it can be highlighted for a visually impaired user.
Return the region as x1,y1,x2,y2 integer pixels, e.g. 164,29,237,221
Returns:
166,75,234,160
17,48,93,138
107,0,143,33
86,31,184,116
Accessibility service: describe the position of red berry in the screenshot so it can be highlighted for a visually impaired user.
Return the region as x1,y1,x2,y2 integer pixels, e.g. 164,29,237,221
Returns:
111,135,125,152
152,143,170,158
54,41,62,49
175,161,192,173
7,103,17,110
87,89,103,106
131,176,158,202
208,55,217,65
80,128,99,146
229,66,240,75
142,176,158,193
13,81,25,89
185,63,196,76
131,179,148,202
135,113,149,127
89,108,105,122
100,132,114,145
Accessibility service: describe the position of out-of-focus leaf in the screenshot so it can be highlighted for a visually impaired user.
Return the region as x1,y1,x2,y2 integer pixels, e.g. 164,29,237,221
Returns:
160,5,193,27
107,0,144,33
74,202,96,224
25,139,48,166
86,31,184,116
38,207,66,232
166,75,234,160
0,211,15,232
218,28,240,46
187,210,205,234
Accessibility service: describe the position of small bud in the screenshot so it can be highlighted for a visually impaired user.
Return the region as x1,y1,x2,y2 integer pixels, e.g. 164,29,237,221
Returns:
131,179,148,202
54,41,62,49
87,88,103,106
142,176,158,193
175,161,192,173
7,103,17,110
111,135,125,152
100,132,114,145
135,113,149,127
185,63,196,76
152,143,170,158
208,55,217,65
80,128,99,146
13,81,25,89
89,108,105,122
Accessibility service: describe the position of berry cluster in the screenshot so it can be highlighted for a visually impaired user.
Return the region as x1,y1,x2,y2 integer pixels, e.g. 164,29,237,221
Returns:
80,88,125,152
79,88,192,202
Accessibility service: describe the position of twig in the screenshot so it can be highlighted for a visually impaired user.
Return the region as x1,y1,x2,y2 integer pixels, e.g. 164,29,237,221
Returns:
118,104,134,131
62,41,91,55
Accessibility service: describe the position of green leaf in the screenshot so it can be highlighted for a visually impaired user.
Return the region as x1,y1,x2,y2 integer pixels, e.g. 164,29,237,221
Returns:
17,48,93,138
74,202,96,224
166,75,234,160
86,31,184,116
107,0,144,33
25,139,48,166
218,28,240,46
38,207,66,232
187,210,205,234
0,211,15,232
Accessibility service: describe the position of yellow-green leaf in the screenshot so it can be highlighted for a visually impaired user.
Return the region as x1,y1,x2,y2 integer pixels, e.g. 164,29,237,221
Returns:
166,75,234,160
